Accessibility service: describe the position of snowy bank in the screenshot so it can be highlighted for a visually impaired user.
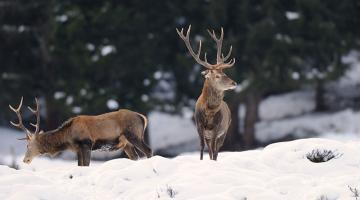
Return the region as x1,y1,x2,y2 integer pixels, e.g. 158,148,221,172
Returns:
0,138,360,200
256,109,360,142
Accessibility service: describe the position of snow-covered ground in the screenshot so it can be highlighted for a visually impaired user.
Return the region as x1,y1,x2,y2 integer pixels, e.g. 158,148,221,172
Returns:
0,138,359,200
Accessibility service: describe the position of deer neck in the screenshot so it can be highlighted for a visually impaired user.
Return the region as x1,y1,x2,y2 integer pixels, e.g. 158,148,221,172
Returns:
36,129,68,155
200,79,224,113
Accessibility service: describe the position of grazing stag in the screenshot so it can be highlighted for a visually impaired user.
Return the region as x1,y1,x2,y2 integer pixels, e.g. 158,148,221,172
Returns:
177,25,237,160
9,97,152,166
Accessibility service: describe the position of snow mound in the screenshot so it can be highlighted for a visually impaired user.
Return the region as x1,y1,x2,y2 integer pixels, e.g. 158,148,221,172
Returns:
259,90,315,120
256,109,360,142
1,138,359,200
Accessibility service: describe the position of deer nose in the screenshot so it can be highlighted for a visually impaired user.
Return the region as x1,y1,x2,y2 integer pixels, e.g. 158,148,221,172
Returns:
23,158,31,164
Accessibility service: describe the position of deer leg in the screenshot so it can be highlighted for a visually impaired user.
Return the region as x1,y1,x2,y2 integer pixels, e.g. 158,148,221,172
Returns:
77,150,83,166
124,131,152,158
78,139,92,166
138,141,152,158
134,148,144,158
205,139,213,160
213,139,219,161
123,144,138,160
214,134,226,161
200,137,205,160
211,138,217,161
81,145,91,166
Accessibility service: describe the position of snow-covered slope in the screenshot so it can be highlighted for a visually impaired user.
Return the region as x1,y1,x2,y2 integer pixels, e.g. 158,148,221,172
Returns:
256,109,360,142
1,138,359,200
258,90,315,121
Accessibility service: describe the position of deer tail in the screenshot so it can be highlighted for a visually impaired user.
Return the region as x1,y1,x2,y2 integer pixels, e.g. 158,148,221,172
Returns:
137,113,148,133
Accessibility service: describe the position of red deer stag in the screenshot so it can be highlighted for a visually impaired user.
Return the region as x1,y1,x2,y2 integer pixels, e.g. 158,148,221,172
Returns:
177,25,237,160
9,97,152,166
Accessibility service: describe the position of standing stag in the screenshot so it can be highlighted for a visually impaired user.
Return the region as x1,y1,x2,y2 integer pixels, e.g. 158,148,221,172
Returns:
177,25,237,160
9,97,152,166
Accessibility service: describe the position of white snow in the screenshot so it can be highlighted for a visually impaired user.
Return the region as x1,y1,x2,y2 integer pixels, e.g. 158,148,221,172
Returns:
0,127,26,157
0,138,359,200
256,109,360,142
254,52,360,142
55,15,68,23
53,91,66,99
258,90,315,121
100,45,116,56
106,99,119,110
285,11,300,20
338,51,360,87
72,106,82,114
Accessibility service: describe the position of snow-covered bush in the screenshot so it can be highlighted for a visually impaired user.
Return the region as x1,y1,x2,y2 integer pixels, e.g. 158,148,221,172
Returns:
348,186,360,200
316,195,335,200
306,149,342,163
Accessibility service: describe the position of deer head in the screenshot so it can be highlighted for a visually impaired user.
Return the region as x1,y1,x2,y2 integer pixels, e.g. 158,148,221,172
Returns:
9,97,42,164
176,25,237,91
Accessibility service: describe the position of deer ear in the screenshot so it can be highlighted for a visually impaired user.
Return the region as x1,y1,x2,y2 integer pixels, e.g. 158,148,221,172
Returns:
201,70,210,78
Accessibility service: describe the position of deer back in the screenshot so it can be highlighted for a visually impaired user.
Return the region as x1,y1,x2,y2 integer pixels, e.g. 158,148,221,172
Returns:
69,109,145,142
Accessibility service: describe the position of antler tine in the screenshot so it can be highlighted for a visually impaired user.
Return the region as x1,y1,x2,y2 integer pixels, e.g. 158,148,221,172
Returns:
9,97,24,127
9,97,32,137
176,25,216,69
207,27,224,64
207,27,235,69
221,58,236,69
9,96,23,113
27,98,40,134
222,45,233,61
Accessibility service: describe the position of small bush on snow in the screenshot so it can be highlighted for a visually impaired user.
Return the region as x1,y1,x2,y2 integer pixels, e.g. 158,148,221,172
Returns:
348,186,359,200
316,195,337,200
166,184,177,198
306,149,342,163
156,184,177,199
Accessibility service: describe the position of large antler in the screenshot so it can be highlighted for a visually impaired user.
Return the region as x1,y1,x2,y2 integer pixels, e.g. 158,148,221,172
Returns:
9,97,41,140
176,25,217,69
27,98,40,134
176,25,235,70
207,28,235,69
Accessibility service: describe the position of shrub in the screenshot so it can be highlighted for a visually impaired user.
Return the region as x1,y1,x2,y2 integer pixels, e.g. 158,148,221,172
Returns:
166,184,177,198
306,149,342,163
349,186,359,200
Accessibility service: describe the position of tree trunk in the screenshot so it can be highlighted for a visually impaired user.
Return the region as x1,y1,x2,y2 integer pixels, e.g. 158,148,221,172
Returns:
243,91,261,149
315,78,328,112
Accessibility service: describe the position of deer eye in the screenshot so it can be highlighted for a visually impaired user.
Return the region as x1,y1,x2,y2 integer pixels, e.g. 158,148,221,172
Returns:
215,74,221,79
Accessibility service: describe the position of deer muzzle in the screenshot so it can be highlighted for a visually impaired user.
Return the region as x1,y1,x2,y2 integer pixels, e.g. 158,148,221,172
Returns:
228,81,237,90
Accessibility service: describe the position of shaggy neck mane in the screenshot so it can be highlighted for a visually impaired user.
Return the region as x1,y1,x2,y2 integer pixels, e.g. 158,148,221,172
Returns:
201,79,224,113
37,118,73,155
